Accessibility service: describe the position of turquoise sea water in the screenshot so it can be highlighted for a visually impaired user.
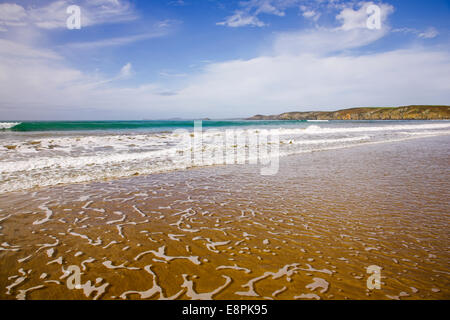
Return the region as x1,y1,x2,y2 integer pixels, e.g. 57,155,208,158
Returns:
5,120,307,132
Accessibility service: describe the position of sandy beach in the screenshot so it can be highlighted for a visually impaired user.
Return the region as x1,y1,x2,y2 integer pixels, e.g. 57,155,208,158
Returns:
0,134,448,300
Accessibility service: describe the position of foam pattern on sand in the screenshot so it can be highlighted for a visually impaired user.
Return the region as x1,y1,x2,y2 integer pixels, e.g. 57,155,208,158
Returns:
0,136,449,300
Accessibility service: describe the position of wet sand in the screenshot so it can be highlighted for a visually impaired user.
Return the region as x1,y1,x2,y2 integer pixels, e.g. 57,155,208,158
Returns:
0,135,449,300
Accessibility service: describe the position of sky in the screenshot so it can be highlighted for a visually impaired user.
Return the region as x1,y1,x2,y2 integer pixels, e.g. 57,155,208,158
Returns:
0,0,449,120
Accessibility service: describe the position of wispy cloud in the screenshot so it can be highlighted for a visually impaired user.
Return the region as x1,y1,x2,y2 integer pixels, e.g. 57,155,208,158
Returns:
0,38,61,59
418,27,439,39
393,26,439,39
0,3,27,31
159,71,188,78
168,0,188,6
89,62,135,86
273,2,393,55
300,6,321,23
216,0,360,28
217,11,267,27
0,0,137,31
62,31,168,49
217,0,294,28
118,62,133,78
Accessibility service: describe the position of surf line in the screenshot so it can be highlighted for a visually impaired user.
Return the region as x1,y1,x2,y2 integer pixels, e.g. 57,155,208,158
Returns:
182,304,216,318
173,120,280,176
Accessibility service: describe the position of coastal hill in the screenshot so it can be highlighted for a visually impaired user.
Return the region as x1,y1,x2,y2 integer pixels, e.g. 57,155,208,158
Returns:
247,105,450,121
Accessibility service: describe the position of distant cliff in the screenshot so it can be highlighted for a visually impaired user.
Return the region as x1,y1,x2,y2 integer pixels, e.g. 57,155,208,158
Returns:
247,105,450,121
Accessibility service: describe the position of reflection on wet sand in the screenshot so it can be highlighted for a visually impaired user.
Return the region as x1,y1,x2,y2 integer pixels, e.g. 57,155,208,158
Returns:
0,136,449,300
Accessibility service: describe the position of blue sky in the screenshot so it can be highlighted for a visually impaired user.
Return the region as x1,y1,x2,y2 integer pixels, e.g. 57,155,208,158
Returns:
0,0,449,120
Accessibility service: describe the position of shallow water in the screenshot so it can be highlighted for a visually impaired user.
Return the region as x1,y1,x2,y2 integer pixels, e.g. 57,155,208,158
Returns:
0,135,449,300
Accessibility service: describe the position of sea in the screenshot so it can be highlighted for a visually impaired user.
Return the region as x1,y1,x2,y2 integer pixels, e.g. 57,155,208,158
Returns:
1,119,449,193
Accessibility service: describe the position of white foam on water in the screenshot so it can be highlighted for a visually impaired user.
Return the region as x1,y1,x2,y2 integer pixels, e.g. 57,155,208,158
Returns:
0,122,20,130
16,285,45,300
305,277,329,293
0,214,11,223
194,237,231,253
106,212,126,225
116,225,125,238
79,280,109,300
290,135,370,145
298,263,333,275
216,264,251,274
47,257,63,265
0,245,20,252
1,122,449,193
235,263,300,297
102,260,139,270
294,293,321,300
120,265,184,300
6,276,26,295
32,205,53,225
69,231,102,246
272,286,287,297
168,234,185,241
80,258,96,271
134,245,201,265
132,205,146,217
102,241,119,249
181,274,232,300
17,255,33,263
293,122,450,135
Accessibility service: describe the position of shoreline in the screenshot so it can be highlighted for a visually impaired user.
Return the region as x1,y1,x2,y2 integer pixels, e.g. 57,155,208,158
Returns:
0,132,448,196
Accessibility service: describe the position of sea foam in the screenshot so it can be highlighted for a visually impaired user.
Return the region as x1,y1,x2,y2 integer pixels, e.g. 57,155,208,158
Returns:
0,122,21,130
0,122,449,193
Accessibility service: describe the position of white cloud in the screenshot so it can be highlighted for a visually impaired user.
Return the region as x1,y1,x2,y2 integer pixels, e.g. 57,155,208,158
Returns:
0,39,61,60
159,71,188,78
169,0,187,6
273,2,394,55
217,0,297,28
0,0,137,31
170,49,450,117
119,62,133,78
0,42,84,112
418,27,439,39
273,27,388,55
0,3,27,21
2,38,449,120
216,0,390,28
217,11,266,27
299,4,321,22
0,3,27,30
336,2,394,31
393,26,439,40
62,31,168,49
302,10,320,22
